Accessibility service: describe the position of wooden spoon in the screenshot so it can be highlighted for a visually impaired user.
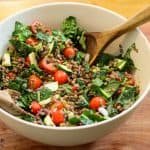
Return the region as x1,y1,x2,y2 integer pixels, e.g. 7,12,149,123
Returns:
86,5,150,65
0,89,33,116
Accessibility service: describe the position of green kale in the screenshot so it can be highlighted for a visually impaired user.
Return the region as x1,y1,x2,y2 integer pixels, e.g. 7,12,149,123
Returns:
106,99,118,117
10,40,35,57
120,43,137,72
62,16,78,40
52,30,67,50
75,51,85,64
90,78,103,96
76,78,85,90
116,86,138,109
80,109,105,125
68,116,80,125
17,93,33,109
62,16,86,50
8,77,28,94
36,32,53,42
36,30,67,51
93,66,110,80
99,80,120,99
12,21,32,42
97,53,114,67
83,109,105,121
37,88,52,101
17,88,52,109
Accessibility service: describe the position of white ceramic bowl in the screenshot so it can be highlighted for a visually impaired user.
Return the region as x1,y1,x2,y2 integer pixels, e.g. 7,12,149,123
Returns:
0,2,150,146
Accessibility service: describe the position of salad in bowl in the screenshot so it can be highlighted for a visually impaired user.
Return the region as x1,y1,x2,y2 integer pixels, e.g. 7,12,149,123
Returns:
0,16,139,127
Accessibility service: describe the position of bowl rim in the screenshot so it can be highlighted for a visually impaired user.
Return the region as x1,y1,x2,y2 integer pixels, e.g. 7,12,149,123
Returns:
0,2,150,131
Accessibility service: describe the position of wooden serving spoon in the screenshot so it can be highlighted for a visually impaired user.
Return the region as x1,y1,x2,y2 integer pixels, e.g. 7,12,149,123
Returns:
86,5,150,65
0,89,33,116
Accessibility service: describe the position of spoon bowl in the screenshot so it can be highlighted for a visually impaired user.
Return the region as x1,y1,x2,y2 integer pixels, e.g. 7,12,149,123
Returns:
86,6,150,65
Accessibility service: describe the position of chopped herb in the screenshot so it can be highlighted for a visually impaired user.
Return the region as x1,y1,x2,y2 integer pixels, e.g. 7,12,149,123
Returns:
12,21,32,42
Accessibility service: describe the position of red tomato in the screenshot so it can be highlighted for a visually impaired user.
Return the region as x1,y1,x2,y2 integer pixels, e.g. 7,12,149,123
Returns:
28,75,42,90
30,101,41,114
89,96,106,110
63,47,76,58
54,70,68,84
51,110,65,125
72,85,79,92
7,72,16,79
26,37,38,46
31,20,41,33
25,56,30,66
39,57,57,74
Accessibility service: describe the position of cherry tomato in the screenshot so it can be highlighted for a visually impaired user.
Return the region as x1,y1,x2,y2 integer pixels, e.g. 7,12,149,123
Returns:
72,85,79,92
63,47,76,58
25,56,30,66
26,37,38,46
31,20,42,33
7,72,16,79
51,110,65,125
89,96,106,110
54,70,68,84
28,74,42,90
39,57,57,74
30,101,41,114
51,100,64,111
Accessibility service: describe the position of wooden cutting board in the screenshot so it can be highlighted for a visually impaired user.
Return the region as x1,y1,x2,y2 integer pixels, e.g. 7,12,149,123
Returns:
0,1,150,150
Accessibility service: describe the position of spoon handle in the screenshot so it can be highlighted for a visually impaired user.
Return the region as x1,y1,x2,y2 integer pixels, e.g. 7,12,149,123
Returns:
106,5,150,39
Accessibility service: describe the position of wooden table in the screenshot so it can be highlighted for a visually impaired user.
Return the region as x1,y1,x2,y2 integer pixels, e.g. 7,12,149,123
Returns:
0,1,150,150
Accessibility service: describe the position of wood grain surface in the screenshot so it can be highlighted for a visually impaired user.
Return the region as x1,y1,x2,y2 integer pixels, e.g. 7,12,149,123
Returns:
0,0,150,150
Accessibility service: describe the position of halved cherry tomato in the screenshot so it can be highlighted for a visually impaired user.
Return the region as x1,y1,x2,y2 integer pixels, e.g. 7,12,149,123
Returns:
31,20,42,33
30,101,41,114
89,96,106,110
51,110,65,125
25,56,30,66
39,57,57,74
28,74,42,90
54,70,68,84
7,72,16,79
72,85,79,92
26,37,38,46
63,47,76,58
